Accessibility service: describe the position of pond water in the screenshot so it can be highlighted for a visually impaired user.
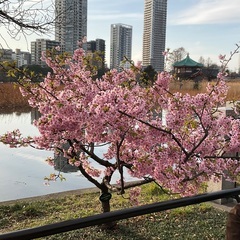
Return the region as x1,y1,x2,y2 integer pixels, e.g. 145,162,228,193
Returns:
0,109,135,202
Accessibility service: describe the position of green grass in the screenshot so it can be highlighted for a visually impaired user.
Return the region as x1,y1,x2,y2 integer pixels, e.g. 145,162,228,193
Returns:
0,184,228,239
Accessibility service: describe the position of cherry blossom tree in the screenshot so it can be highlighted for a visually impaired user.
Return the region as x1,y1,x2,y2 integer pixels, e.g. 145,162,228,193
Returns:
1,44,240,214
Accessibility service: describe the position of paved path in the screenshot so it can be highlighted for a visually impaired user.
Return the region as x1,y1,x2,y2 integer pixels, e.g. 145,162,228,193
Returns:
210,201,237,212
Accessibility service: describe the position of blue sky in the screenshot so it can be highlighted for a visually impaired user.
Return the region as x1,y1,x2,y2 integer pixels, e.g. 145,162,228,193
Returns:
87,0,240,71
1,0,240,71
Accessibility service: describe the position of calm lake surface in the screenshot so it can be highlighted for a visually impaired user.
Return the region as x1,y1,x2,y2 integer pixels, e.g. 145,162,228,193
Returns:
0,109,135,202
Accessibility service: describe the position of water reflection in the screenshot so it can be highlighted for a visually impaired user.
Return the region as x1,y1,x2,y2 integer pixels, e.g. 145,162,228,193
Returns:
54,154,79,173
0,108,138,202
32,110,79,174
31,108,41,124
0,106,31,115
0,108,94,202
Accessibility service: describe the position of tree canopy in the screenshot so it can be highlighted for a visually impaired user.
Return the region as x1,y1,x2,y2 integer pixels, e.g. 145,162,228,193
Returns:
1,46,240,212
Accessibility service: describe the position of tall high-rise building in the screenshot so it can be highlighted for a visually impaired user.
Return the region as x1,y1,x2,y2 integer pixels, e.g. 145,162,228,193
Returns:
142,0,167,72
55,0,87,54
110,23,132,70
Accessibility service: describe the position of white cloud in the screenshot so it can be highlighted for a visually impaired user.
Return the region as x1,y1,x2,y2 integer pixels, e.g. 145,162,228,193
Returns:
170,0,240,25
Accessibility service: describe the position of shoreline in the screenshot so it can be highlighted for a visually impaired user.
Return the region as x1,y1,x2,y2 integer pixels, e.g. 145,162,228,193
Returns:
0,180,140,205
0,187,99,205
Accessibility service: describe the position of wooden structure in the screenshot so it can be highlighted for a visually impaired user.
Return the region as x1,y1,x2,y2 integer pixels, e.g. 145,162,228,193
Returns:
173,54,203,79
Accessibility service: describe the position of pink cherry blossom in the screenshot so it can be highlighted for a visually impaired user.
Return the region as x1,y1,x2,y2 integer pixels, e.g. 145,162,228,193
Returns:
162,51,168,57
1,44,240,206
218,54,226,60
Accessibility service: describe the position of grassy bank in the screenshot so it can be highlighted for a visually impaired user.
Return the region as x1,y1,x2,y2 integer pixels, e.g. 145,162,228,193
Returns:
0,79,240,111
0,184,229,240
170,79,240,100
0,83,30,113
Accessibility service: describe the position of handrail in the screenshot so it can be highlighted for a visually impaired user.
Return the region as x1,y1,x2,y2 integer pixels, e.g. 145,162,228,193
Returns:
0,188,240,240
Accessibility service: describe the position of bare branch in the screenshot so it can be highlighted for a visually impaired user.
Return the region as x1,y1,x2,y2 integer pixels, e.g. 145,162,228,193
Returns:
0,0,55,39
103,178,155,193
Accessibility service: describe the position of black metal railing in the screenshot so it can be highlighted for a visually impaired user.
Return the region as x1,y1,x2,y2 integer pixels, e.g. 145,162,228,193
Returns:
1,188,240,240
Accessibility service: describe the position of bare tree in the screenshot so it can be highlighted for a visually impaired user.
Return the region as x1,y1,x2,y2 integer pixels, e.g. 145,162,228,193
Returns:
167,47,187,70
198,56,205,66
199,56,220,81
0,0,55,42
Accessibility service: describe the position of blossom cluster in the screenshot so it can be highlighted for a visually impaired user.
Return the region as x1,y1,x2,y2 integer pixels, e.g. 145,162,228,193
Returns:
2,46,240,197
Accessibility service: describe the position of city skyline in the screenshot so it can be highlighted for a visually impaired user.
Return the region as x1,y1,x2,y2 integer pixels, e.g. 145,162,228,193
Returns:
0,0,240,71
87,0,240,72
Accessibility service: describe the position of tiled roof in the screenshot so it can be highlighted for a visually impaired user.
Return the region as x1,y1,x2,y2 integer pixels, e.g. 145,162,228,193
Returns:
173,54,204,67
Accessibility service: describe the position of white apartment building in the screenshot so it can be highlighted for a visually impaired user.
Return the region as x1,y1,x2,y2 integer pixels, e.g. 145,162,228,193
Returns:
142,0,167,72
31,39,60,66
110,23,132,71
55,0,87,54
12,49,31,67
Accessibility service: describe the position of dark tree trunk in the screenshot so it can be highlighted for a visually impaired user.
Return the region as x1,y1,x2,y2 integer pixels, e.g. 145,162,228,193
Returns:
99,188,116,230
101,198,111,213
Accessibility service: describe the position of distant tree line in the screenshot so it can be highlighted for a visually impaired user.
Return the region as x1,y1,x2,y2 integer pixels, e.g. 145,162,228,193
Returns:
0,64,53,82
